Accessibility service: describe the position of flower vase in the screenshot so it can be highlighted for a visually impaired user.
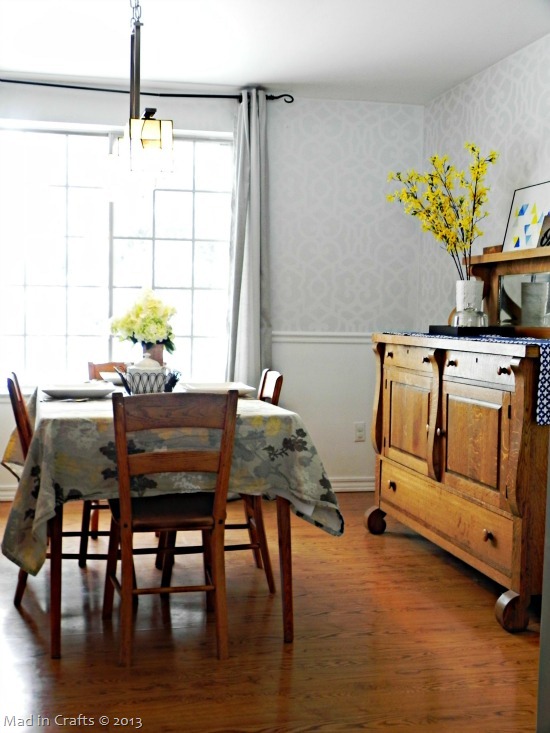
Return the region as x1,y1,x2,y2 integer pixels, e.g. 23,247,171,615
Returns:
143,343,164,366
453,279,487,327
521,281,550,325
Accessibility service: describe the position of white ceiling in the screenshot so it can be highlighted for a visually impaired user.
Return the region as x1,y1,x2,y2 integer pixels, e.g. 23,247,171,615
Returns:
1,0,550,104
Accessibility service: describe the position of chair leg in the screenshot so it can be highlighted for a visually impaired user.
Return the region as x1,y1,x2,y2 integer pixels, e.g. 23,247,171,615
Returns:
49,508,63,659
102,517,119,620
251,497,276,594
14,568,28,607
242,495,263,568
78,500,93,568
155,531,167,570
202,529,215,612
90,502,100,540
242,495,276,593
211,526,229,660
119,528,136,666
160,531,177,589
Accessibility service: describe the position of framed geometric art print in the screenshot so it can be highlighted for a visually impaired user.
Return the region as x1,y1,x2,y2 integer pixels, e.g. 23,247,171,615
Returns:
502,181,550,251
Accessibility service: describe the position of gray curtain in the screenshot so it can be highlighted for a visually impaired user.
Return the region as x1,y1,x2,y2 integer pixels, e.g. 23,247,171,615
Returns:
226,89,272,386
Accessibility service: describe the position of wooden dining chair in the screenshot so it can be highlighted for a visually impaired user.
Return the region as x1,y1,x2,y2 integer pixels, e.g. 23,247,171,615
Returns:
102,390,238,666
7,373,109,612
88,361,127,380
157,369,283,592
223,369,283,594
85,361,127,542
257,368,283,405
251,371,283,562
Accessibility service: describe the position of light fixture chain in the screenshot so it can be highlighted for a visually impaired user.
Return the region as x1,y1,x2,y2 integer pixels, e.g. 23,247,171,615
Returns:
130,0,142,25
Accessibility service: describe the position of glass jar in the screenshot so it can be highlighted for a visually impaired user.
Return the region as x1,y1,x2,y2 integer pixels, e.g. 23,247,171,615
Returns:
452,308,489,327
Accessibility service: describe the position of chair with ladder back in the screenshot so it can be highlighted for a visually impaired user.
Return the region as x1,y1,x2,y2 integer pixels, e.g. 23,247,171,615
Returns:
8,372,111,654
102,390,238,665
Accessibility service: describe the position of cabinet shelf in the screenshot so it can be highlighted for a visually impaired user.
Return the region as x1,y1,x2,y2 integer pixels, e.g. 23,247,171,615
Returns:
470,247,550,330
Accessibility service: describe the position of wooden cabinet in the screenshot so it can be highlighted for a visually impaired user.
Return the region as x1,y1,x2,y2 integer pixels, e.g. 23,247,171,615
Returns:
367,332,548,631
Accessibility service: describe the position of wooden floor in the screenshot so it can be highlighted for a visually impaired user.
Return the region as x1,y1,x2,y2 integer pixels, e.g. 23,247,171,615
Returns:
0,493,541,732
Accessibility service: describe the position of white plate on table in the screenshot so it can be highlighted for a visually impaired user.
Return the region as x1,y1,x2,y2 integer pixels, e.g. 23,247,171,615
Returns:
42,383,116,400
99,371,124,385
181,382,256,397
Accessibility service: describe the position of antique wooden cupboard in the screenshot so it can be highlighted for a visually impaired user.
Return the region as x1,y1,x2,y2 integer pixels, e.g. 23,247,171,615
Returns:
367,331,548,630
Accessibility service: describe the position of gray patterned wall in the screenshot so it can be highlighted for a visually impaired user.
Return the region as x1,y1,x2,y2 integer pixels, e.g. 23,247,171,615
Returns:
419,34,550,326
268,34,550,335
267,99,425,333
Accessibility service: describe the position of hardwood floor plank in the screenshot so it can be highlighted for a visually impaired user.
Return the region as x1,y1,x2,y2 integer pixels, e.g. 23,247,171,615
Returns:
0,493,540,732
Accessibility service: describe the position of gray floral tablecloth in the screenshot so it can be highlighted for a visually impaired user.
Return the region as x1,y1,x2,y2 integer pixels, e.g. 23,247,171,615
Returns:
2,391,344,575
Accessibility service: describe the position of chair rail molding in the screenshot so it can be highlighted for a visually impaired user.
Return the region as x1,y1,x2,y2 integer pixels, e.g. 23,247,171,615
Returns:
273,331,372,345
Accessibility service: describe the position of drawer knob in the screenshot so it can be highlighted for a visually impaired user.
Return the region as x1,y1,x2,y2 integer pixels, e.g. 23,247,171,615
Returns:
388,480,397,492
386,351,394,358
497,366,511,376
436,427,445,437
422,356,430,363
482,529,494,542
447,359,457,367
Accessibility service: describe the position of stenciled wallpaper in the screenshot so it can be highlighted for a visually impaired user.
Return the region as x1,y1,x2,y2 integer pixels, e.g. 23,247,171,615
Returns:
267,99,424,333
418,34,550,327
267,33,550,335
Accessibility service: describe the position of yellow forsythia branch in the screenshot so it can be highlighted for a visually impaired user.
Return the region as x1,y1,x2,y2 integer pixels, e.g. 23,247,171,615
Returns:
387,142,498,280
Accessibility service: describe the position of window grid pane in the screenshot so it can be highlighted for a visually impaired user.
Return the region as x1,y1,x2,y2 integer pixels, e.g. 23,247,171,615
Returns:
0,128,232,384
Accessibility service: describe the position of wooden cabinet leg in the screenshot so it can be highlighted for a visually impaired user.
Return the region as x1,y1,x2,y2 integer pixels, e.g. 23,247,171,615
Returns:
495,589,530,632
364,507,387,535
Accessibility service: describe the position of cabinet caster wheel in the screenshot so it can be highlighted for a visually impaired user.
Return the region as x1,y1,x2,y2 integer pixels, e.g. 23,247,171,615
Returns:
364,507,387,535
495,590,529,632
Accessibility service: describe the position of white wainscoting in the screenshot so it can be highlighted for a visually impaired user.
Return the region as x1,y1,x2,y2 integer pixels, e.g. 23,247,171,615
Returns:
272,331,376,493
0,333,377,500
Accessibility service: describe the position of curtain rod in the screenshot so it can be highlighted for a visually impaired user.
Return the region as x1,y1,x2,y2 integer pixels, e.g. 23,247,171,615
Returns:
0,77,294,103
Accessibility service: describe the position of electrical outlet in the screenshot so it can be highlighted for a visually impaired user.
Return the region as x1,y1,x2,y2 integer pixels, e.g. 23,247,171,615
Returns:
354,421,366,442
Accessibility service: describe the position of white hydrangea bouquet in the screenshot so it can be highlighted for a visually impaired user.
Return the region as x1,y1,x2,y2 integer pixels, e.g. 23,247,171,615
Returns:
111,290,176,354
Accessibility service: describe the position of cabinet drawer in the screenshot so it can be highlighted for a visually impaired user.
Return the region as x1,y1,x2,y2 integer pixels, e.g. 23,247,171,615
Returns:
379,460,516,583
384,344,434,373
443,350,515,388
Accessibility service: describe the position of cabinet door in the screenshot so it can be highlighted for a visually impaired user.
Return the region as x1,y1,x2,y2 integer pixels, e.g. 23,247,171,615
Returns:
383,365,435,476
441,379,510,509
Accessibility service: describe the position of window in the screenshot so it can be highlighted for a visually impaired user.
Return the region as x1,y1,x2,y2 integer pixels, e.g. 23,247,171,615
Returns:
0,125,233,384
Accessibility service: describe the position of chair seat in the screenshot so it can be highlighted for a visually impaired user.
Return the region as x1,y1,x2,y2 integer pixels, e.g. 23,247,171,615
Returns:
109,492,216,532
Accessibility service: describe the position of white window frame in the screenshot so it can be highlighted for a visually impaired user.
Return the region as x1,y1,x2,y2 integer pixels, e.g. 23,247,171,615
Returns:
0,121,233,384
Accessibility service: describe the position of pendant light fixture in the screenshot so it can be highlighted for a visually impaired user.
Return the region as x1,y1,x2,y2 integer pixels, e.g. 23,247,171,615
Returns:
127,0,173,170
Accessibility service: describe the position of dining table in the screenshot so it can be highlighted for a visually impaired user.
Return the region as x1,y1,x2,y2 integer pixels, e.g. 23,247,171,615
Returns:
1,386,344,658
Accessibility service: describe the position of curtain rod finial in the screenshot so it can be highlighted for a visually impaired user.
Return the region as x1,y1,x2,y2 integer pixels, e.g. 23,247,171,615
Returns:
266,93,294,103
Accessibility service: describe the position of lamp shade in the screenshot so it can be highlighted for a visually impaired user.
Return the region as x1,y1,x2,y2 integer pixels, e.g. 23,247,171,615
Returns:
126,116,173,171
130,117,173,151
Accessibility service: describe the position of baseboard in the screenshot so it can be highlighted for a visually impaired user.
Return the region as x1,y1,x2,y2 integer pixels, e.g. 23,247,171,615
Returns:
331,477,374,492
0,485,16,501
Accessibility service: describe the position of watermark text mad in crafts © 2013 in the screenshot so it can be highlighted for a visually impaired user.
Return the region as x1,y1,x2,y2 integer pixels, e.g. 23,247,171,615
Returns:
3,714,143,728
